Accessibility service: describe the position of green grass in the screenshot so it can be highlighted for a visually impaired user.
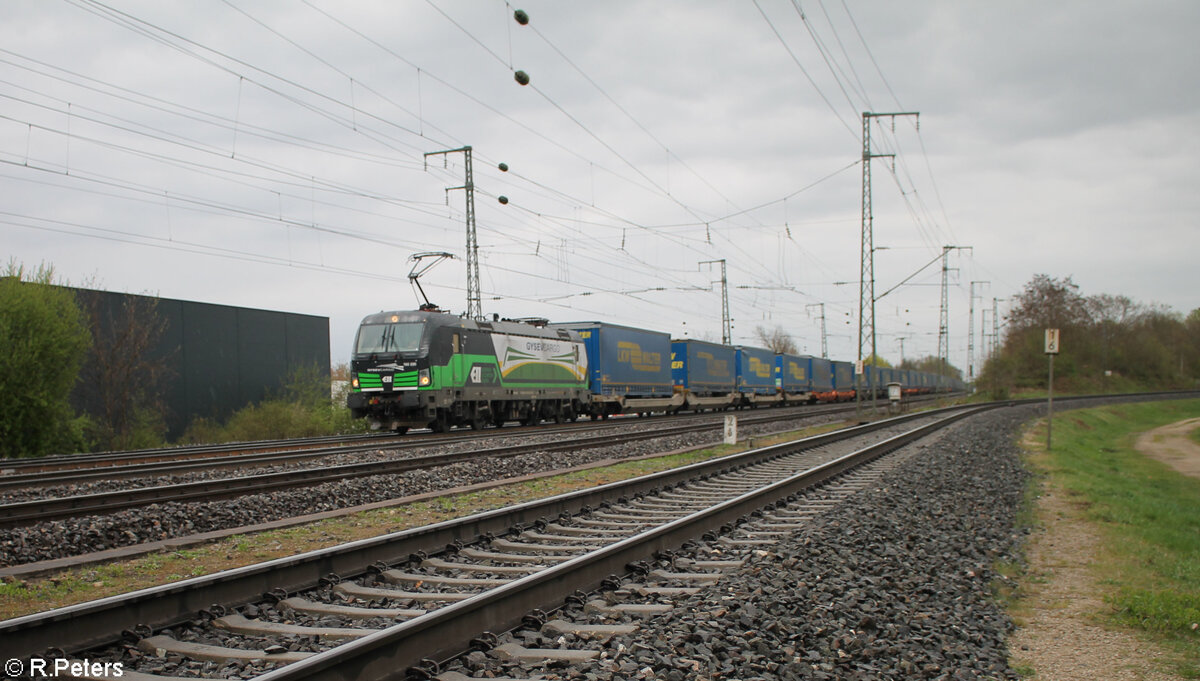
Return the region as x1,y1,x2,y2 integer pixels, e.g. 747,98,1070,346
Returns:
1030,399,1200,675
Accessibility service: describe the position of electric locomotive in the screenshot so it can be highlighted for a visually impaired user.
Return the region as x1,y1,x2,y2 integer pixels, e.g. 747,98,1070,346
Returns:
347,309,589,433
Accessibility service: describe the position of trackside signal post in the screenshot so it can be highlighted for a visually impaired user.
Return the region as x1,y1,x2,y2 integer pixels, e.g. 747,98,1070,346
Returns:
1045,328,1060,449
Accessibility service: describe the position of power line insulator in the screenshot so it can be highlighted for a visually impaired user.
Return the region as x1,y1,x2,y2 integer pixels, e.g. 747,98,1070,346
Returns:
514,70,530,86
498,196,509,205
514,9,529,25
498,162,509,172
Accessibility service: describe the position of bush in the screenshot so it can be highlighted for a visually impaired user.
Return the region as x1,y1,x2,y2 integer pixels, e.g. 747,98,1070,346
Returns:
179,365,365,444
85,406,169,452
0,264,91,457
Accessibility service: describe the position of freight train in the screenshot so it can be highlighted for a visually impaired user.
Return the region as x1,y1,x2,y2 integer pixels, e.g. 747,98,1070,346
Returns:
347,309,963,433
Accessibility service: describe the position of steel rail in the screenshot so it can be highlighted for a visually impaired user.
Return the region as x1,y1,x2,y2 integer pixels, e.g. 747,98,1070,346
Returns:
0,394,961,477
0,405,970,661
255,405,992,681
0,402,888,528
0,432,404,474
0,391,1179,528
0,441,417,493
0,401,838,492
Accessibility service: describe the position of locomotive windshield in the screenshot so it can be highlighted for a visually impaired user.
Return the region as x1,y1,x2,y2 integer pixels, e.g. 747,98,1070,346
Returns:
355,321,425,354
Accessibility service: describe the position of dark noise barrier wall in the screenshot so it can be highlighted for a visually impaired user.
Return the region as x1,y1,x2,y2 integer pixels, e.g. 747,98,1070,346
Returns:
69,287,330,440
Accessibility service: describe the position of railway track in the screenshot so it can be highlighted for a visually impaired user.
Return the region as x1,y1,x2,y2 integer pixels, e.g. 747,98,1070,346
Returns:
0,405,811,495
0,432,405,475
0,403,987,680
0,399,939,529
0,396,955,486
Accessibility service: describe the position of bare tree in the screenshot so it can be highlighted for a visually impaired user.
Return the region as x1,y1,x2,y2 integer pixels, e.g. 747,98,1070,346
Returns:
1006,274,1088,332
79,293,172,450
754,325,798,354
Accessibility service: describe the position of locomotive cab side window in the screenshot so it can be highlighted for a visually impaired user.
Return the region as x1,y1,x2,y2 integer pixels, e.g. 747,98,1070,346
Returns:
452,333,461,353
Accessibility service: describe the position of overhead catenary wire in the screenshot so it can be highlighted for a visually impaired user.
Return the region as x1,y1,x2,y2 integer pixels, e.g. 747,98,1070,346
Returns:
789,0,865,116
32,0,816,284
424,0,793,275
2,2,982,359
813,0,874,110
753,0,859,141
0,52,425,171
765,0,956,265
63,0,440,155
302,0,780,268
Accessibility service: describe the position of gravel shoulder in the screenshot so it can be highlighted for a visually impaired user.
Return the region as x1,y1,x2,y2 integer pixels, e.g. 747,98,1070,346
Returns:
444,404,1036,680
1008,424,1189,680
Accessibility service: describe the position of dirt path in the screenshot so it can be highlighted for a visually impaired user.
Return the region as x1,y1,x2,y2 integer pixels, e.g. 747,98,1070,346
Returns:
1008,423,1193,680
1134,416,1200,480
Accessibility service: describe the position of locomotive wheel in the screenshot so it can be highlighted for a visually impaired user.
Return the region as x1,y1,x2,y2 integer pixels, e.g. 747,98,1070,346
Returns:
393,426,409,435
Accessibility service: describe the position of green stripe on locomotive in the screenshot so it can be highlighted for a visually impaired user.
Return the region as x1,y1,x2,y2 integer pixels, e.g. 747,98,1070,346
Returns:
425,351,587,390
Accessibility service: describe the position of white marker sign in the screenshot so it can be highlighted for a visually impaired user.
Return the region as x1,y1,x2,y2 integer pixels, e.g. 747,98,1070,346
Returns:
1044,328,1060,355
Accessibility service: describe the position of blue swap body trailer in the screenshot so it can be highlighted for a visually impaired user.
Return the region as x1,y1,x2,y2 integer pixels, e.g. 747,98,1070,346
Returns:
549,322,682,416
671,339,737,411
775,353,815,404
810,357,835,401
831,360,855,401
735,345,783,407
865,366,884,399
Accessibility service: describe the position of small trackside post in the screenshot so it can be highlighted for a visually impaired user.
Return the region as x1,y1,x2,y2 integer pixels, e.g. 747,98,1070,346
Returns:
1045,328,1060,450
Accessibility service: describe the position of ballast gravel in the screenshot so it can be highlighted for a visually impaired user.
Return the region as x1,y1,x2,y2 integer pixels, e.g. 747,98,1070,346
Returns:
0,411,839,567
441,406,1034,680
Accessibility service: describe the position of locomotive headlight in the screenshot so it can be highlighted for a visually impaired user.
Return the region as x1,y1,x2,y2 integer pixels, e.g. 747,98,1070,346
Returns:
351,376,359,388
418,368,431,386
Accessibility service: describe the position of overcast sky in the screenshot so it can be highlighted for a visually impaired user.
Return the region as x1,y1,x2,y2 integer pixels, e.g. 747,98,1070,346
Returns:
3,1,1197,374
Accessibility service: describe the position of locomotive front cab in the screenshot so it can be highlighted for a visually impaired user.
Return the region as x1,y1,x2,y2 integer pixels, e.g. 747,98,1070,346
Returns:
347,311,440,431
